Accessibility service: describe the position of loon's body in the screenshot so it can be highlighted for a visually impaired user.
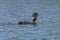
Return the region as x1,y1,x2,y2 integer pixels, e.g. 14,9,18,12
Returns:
18,21,36,24
18,12,38,24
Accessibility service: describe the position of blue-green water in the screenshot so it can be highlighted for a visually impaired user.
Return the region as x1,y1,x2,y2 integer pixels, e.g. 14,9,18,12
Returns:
0,0,60,40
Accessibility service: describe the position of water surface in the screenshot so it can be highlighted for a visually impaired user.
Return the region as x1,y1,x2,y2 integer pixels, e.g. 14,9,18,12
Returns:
0,0,60,40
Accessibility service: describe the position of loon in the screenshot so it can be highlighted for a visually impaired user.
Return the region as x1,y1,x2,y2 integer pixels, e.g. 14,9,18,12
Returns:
18,12,39,24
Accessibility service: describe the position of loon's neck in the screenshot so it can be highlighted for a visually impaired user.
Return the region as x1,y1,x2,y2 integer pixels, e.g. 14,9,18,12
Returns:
32,17,37,22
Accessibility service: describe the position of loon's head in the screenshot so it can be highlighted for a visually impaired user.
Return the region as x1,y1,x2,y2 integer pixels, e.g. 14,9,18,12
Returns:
32,12,39,22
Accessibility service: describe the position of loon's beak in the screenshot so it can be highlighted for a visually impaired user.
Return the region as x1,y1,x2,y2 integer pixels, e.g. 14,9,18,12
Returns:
38,14,40,16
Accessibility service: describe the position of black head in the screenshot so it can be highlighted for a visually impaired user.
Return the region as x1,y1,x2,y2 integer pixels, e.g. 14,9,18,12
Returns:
32,12,38,18
32,12,38,22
